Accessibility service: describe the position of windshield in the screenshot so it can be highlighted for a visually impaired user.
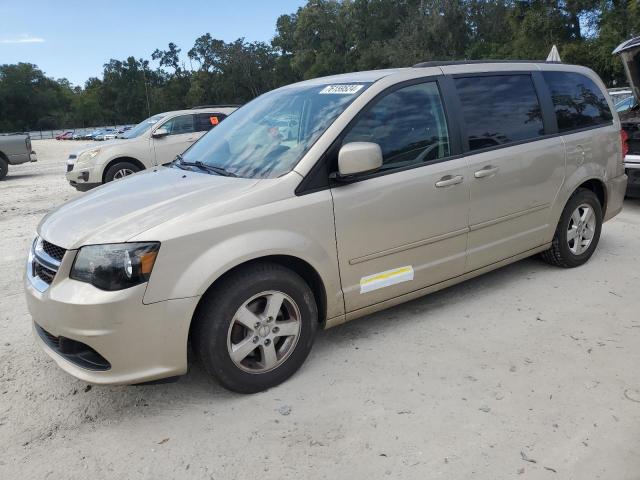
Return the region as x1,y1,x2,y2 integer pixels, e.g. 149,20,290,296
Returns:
178,82,370,179
616,96,636,112
124,113,165,139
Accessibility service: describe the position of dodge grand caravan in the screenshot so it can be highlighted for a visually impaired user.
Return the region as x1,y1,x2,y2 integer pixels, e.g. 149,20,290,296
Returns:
25,62,627,393
66,106,237,191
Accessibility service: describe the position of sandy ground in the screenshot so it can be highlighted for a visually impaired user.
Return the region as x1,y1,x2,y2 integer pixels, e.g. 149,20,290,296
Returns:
1,139,639,479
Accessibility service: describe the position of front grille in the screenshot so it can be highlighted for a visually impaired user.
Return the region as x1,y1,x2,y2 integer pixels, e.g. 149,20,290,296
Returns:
41,240,66,262
28,237,65,292
66,163,74,172
35,263,56,285
35,323,111,371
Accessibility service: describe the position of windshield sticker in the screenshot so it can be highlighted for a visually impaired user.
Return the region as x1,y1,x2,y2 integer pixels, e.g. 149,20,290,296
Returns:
319,84,364,95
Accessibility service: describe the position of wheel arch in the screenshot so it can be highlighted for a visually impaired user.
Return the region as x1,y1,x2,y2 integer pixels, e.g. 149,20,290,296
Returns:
576,178,607,214
101,156,145,183
190,255,328,334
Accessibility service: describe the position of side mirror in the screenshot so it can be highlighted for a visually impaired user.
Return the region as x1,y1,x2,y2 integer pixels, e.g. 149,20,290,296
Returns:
337,142,383,177
152,128,169,138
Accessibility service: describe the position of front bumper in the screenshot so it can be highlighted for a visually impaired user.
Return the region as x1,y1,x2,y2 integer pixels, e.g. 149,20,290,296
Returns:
24,245,200,384
624,155,640,197
66,160,101,191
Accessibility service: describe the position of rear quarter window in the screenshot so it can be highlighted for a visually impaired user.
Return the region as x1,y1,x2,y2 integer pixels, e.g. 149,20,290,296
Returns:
543,71,613,133
454,74,544,151
195,113,227,132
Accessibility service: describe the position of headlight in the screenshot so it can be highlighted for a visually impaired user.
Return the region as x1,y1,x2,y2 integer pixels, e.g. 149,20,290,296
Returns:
77,148,101,162
70,243,160,291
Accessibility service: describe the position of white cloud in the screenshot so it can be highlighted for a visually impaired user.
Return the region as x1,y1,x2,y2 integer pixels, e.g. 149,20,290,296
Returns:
1,34,45,44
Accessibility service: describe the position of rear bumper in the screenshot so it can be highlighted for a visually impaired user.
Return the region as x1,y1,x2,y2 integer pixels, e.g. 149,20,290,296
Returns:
8,151,35,165
604,173,628,221
625,158,640,197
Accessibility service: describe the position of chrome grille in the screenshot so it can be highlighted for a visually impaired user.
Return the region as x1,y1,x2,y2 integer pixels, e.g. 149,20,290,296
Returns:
41,240,66,262
34,263,56,285
27,237,64,292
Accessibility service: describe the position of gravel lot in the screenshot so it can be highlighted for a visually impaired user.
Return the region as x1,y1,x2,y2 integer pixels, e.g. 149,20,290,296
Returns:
1,139,640,479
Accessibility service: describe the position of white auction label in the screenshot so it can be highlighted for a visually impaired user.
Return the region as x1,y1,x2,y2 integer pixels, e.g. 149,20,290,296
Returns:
319,84,364,95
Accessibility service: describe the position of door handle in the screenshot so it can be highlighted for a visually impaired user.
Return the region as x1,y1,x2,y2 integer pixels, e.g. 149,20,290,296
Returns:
186,137,197,143
474,166,499,178
435,175,463,188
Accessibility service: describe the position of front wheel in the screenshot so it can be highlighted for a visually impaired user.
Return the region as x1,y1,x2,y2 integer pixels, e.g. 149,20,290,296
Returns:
193,262,318,393
104,161,140,183
540,188,602,268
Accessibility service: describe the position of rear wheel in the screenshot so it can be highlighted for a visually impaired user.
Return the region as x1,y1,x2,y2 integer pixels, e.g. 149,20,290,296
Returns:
104,161,140,183
0,157,7,180
193,262,318,393
540,188,602,268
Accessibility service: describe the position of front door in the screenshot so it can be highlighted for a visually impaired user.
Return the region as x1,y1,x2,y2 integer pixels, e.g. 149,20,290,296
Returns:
152,114,199,165
451,73,566,271
331,80,469,313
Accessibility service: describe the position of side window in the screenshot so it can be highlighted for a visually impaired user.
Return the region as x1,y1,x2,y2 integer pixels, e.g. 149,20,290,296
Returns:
455,74,544,151
543,71,613,133
195,113,227,132
161,115,195,135
343,81,450,170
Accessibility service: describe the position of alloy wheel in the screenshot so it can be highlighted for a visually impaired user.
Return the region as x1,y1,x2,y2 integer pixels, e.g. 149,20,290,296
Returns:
567,203,596,255
226,290,301,374
113,168,134,179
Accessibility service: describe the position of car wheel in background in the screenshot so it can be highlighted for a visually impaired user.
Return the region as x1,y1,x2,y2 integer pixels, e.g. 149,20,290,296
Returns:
104,161,140,183
193,262,318,393
540,188,603,268
0,157,8,180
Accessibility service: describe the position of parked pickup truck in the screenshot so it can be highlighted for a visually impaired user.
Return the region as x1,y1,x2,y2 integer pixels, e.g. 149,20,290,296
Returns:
0,133,37,180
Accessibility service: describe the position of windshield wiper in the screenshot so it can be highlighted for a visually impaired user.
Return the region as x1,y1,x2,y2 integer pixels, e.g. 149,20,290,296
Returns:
174,155,237,177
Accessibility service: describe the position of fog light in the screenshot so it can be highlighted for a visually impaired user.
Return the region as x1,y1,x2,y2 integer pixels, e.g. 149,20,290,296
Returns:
79,171,89,182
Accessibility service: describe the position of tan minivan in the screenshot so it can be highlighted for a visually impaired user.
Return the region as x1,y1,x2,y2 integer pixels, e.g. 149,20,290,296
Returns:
25,62,627,393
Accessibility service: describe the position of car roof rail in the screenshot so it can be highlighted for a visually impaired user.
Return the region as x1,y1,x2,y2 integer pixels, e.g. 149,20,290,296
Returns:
412,59,558,68
190,104,241,109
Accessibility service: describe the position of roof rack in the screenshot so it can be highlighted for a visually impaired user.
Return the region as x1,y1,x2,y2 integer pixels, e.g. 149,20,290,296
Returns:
412,59,557,68
190,104,241,109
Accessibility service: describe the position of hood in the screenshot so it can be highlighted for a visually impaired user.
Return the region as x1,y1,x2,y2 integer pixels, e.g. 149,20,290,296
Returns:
38,168,259,249
72,138,132,156
614,37,640,103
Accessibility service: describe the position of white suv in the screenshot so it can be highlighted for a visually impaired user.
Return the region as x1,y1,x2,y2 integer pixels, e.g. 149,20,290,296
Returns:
66,106,238,191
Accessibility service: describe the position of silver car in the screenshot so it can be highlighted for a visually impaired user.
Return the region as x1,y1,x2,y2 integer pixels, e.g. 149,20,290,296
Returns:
25,62,627,392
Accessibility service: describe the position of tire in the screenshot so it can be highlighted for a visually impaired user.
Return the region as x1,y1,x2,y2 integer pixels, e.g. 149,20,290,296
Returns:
0,157,7,180
104,161,140,183
193,262,318,393
540,188,602,268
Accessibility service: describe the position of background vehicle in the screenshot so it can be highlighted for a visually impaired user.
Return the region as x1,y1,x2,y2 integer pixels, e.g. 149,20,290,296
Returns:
608,87,633,105
0,133,37,180
66,106,237,190
55,131,73,140
72,132,84,140
115,126,132,138
614,37,640,196
27,62,625,392
93,128,117,141
82,129,103,140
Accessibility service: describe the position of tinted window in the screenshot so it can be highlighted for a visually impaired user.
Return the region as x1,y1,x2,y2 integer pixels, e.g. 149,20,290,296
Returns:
343,82,450,170
161,115,195,135
195,113,227,132
455,75,544,151
543,72,613,133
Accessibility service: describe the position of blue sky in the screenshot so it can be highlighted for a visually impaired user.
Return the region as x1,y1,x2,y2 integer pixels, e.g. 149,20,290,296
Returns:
0,0,306,86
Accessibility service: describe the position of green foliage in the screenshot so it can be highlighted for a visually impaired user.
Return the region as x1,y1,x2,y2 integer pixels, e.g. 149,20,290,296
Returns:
1,0,640,131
